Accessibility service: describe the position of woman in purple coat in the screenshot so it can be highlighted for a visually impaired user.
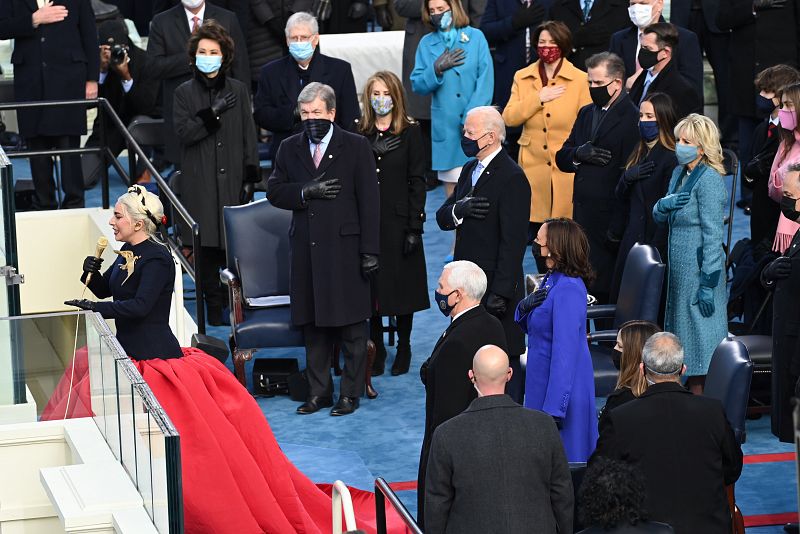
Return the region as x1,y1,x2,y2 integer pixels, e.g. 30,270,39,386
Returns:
515,218,599,461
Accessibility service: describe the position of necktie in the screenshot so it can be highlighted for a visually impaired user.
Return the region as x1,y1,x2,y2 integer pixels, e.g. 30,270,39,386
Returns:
582,0,593,21
768,122,776,138
313,143,323,168
471,162,484,187
640,76,652,104
191,16,200,33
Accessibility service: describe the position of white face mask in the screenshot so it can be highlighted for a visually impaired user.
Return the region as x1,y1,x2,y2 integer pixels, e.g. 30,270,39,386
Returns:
473,383,483,397
628,3,653,28
182,0,204,9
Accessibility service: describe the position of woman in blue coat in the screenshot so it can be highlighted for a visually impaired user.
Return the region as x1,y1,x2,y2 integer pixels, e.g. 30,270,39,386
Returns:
410,0,493,201
515,218,598,462
653,114,728,394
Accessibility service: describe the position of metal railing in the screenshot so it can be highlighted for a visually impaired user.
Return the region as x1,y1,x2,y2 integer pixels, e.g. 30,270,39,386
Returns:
374,477,423,534
0,98,205,332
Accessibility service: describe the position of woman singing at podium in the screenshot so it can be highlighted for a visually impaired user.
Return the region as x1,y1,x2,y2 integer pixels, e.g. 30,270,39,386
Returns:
55,185,401,534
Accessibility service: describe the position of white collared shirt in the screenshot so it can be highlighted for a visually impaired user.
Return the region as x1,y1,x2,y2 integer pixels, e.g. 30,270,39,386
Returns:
452,303,480,323
185,4,206,31
452,144,503,226
98,71,134,93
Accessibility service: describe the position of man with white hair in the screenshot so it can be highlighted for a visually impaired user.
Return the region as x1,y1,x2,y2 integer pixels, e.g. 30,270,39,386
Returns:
416,261,507,528
592,332,743,534
435,106,531,404
424,345,574,534
254,11,360,156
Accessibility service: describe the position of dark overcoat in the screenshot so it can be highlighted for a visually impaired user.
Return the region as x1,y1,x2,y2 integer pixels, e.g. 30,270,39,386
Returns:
253,50,360,157
628,60,702,120
267,125,380,327
592,382,743,534
747,119,782,250
767,230,800,442
717,0,800,118
366,124,430,316
147,3,249,163
435,149,531,355
549,0,631,71
425,395,574,534
0,0,99,137
556,94,640,300
417,306,507,529
173,72,258,248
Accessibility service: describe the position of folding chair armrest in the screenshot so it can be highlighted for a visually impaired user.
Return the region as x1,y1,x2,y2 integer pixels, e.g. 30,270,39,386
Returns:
586,304,616,320
220,268,244,325
587,329,619,343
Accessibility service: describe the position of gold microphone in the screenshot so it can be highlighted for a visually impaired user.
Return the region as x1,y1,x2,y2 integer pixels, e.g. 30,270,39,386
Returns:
86,237,108,285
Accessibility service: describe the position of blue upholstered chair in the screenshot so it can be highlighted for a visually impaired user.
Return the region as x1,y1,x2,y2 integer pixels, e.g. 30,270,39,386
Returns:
587,243,666,396
221,199,303,386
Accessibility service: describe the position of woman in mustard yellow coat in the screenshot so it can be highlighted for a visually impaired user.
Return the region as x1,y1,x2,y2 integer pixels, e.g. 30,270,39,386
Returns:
502,20,590,267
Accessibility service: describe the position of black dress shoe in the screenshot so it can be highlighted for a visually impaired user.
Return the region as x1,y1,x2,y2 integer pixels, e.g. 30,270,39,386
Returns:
330,396,359,416
391,344,412,376
296,396,333,414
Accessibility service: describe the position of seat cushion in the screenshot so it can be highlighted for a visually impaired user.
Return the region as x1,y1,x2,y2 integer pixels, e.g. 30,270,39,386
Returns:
735,335,772,366
234,306,304,349
591,345,619,397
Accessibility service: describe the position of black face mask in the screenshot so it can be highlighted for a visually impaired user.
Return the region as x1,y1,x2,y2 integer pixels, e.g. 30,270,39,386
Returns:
589,82,616,108
461,132,489,158
430,12,445,28
755,94,776,118
637,47,661,70
781,195,800,221
531,241,542,258
303,118,332,144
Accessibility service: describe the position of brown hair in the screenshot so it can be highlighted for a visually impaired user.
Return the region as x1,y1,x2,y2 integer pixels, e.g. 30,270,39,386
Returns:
359,71,415,135
778,83,800,151
754,64,800,94
421,0,470,29
626,92,677,169
615,320,661,396
585,51,626,81
187,19,235,73
543,218,595,287
533,20,572,57
642,22,679,51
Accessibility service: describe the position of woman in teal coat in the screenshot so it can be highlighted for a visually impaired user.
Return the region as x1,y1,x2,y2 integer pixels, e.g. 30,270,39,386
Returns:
410,0,493,200
653,114,728,394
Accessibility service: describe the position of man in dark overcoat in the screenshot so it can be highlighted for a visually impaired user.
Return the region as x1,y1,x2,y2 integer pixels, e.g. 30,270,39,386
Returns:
267,82,379,417
417,261,507,529
0,0,99,210
435,106,530,404
761,163,800,442
556,52,639,304
147,0,249,166
253,12,360,158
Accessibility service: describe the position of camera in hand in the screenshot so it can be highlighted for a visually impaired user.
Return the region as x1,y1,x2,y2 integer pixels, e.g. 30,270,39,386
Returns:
108,39,129,66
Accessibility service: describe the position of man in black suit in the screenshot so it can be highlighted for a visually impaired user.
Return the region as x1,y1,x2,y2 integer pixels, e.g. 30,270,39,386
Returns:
0,0,99,210
549,0,632,72
267,82,379,417
253,11,360,158
609,0,704,100
417,261,507,529
435,106,530,404
592,332,744,534
762,163,800,443
629,23,701,119
147,0,249,166
556,52,639,304
425,345,573,534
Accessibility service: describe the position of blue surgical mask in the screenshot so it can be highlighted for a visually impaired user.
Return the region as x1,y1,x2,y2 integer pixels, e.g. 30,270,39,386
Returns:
434,289,457,317
195,55,222,74
289,41,314,61
370,95,393,116
675,142,699,165
638,120,659,142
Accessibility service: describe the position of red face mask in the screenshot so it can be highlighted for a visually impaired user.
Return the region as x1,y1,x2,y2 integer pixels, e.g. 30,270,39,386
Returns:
537,46,562,64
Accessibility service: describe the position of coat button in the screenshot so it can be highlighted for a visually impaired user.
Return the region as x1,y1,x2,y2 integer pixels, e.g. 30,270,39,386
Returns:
311,241,316,246
543,145,547,149
219,168,225,174
377,168,381,173
41,37,45,42
217,141,223,147
546,113,551,118
546,161,551,166
310,212,314,217
543,128,547,132
42,61,47,67
378,156,381,160
456,93,461,97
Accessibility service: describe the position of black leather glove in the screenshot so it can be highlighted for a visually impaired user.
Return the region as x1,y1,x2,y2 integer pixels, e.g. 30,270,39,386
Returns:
83,255,103,277
240,182,255,204
518,287,548,315
375,4,393,28
371,134,402,156
575,142,612,166
211,92,237,116
763,256,792,282
348,1,368,19
622,160,656,183
511,2,546,31
302,176,342,200
403,231,422,255
754,0,785,10
485,293,508,317
64,299,95,311
453,196,490,220
361,253,379,278
434,48,466,76
745,150,777,183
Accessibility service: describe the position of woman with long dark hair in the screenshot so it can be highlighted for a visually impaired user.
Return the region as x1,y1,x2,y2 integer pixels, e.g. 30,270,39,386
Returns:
515,217,598,461
358,71,430,376
769,82,800,254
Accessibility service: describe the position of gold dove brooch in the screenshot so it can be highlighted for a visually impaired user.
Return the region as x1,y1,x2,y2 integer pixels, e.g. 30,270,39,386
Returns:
114,249,140,285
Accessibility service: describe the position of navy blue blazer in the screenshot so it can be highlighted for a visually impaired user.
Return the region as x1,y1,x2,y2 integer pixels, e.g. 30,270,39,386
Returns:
608,25,704,102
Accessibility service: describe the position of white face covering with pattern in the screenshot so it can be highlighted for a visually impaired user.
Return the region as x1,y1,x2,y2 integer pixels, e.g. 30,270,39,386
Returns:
182,0,204,9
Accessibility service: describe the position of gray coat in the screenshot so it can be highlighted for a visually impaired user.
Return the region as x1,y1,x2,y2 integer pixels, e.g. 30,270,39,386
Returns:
425,394,574,534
